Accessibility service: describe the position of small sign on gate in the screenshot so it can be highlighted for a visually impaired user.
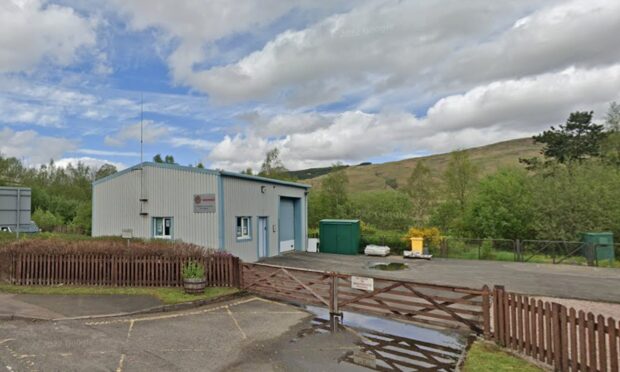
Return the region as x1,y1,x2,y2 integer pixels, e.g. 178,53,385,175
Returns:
351,276,374,291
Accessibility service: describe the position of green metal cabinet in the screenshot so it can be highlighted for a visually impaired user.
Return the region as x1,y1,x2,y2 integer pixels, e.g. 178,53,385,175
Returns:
582,232,615,263
319,219,360,255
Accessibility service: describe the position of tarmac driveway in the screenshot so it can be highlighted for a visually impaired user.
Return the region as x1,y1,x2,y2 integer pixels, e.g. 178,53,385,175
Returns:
0,296,311,371
261,252,620,303
0,295,469,371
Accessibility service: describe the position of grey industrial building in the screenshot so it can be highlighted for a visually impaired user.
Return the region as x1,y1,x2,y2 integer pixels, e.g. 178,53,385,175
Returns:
0,187,38,233
92,162,310,262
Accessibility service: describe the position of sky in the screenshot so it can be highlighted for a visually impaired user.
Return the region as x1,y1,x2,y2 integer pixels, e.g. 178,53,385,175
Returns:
0,0,619,172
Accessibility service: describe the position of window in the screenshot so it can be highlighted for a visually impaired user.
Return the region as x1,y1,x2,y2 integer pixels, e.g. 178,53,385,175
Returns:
236,217,251,240
153,217,172,239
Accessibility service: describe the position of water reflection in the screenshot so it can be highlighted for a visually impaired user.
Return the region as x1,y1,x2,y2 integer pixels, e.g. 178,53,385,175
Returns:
299,306,470,371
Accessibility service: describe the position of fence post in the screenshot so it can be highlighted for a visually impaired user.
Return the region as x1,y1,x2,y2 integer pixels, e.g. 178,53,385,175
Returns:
494,285,505,346
551,303,563,371
15,254,22,285
514,240,520,262
330,273,340,316
482,285,491,339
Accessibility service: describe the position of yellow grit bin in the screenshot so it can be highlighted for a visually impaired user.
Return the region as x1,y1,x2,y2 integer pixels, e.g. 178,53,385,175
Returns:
409,237,424,254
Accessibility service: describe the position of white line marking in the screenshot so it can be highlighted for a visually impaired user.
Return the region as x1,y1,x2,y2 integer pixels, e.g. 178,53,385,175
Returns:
116,319,135,372
116,353,125,372
226,307,247,340
126,320,135,340
85,297,259,325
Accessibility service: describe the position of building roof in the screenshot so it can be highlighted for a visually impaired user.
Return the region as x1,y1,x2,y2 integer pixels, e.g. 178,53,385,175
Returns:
93,162,311,189
319,219,360,223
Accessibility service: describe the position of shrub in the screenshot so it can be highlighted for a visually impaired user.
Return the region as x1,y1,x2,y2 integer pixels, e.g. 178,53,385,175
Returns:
404,227,442,248
182,261,205,279
360,230,409,254
480,239,493,259
0,238,220,258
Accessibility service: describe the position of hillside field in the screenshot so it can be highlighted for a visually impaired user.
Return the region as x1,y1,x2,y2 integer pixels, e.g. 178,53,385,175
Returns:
306,137,542,193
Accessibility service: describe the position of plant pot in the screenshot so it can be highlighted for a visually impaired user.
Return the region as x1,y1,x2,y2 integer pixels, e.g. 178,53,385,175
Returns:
183,277,206,294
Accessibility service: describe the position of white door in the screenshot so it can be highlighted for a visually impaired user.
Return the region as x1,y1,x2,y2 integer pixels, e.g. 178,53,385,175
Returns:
258,217,268,258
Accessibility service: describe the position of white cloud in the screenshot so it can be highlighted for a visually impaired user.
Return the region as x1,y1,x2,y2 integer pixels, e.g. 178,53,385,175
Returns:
55,157,126,171
104,120,173,146
0,0,96,73
169,137,215,151
207,64,620,170
175,0,619,109
0,77,140,127
74,149,141,157
0,127,77,164
109,1,358,97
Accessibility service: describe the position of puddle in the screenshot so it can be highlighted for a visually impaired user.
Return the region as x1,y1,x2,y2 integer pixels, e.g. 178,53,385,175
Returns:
296,305,472,371
368,262,409,271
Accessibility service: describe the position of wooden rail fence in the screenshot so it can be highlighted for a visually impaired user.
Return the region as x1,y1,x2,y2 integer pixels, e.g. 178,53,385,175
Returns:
241,262,619,371
493,286,620,372
241,262,490,333
9,253,241,287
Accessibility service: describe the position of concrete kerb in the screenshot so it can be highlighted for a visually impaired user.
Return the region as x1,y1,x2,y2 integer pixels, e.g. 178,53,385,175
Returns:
0,290,249,322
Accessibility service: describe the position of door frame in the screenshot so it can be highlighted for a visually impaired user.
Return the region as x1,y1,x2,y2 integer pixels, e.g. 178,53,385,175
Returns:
257,216,269,259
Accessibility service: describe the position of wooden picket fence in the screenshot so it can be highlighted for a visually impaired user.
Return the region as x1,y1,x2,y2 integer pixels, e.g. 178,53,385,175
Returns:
9,253,241,287
493,286,620,372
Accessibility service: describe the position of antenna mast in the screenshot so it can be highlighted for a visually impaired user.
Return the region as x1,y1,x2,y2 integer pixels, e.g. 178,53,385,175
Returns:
140,93,144,164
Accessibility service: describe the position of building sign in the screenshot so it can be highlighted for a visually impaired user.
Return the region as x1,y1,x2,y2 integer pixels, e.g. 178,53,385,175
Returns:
193,194,216,213
121,229,133,239
351,276,374,291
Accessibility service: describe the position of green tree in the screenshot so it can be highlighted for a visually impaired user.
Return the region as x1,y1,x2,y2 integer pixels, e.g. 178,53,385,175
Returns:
241,168,253,175
196,162,205,169
32,208,63,232
605,101,620,131
164,155,175,164
463,167,534,239
95,164,117,180
72,202,92,234
258,148,295,181
529,162,620,240
444,150,478,211
405,161,436,225
153,154,163,163
316,168,350,219
350,191,412,230
533,111,606,164
602,102,620,167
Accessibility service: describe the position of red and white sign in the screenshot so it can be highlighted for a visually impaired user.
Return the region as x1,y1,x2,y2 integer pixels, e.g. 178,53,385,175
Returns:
193,194,216,213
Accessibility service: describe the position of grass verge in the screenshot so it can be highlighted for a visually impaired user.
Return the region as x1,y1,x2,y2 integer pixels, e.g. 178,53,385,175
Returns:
0,284,238,305
462,341,543,372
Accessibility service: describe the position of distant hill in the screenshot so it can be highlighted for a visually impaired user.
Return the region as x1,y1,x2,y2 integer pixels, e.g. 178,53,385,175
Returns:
303,137,542,193
287,165,349,180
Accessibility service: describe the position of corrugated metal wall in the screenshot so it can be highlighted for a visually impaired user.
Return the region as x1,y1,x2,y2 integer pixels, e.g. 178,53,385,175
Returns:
93,164,308,262
93,165,220,249
92,167,147,238
0,187,32,230
222,177,307,262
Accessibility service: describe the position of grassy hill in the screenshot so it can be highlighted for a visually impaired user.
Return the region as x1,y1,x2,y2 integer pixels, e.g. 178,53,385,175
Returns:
305,137,542,193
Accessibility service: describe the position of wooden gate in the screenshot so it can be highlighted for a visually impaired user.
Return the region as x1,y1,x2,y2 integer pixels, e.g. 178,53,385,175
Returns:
241,263,490,333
